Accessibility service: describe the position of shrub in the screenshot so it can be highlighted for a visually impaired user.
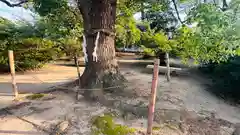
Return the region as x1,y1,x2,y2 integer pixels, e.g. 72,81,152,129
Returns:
0,17,83,72
200,56,240,102
0,37,58,72
57,37,82,58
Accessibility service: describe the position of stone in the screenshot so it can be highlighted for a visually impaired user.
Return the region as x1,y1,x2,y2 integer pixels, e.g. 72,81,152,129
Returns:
58,121,69,132
233,123,240,135
50,120,69,135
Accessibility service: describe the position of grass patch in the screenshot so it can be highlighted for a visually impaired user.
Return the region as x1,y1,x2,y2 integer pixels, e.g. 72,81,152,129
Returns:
91,114,136,135
152,126,161,130
26,93,45,100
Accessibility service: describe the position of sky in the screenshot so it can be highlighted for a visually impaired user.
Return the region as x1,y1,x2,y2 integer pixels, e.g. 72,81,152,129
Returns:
0,2,34,22
0,0,232,23
0,1,187,22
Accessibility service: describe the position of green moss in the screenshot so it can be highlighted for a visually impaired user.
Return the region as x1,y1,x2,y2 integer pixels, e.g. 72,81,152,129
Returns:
26,93,45,100
103,112,117,117
91,114,136,135
152,126,161,130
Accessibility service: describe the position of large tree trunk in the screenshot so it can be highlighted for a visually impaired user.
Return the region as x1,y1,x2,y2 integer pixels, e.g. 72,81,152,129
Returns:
77,0,125,100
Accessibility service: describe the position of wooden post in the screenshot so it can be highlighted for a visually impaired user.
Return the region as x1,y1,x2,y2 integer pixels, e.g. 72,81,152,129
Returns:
147,59,159,135
166,52,170,82
75,55,81,100
8,50,18,98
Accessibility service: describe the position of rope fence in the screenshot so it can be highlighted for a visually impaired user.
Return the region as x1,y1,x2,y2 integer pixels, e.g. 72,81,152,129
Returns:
6,50,160,135
14,63,130,91
7,51,132,100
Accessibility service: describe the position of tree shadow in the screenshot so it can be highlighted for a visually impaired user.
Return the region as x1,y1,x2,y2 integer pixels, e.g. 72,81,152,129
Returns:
0,130,43,135
54,63,85,67
85,91,234,135
0,82,73,94
54,59,85,67
0,81,75,113
0,91,66,135
195,66,240,105
119,58,240,107
204,83,240,105
24,107,53,117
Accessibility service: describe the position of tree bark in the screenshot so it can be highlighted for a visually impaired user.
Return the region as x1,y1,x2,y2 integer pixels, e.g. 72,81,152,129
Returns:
166,52,170,82
77,0,125,101
222,0,228,11
0,0,27,7
171,0,184,25
141,2,145,21
157,51,166,66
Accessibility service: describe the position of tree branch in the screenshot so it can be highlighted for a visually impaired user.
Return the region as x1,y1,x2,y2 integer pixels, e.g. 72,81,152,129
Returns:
69,7,81,21
0,0,28,7
171,0,184,25
76,0,90,29
221,0,228,11
213,0,217,6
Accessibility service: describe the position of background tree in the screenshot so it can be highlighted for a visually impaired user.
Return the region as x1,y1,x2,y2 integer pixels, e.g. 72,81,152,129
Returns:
139,0,179,65
175,3,240,64
115,0,141,49
0,0,83,71
0,18,58,71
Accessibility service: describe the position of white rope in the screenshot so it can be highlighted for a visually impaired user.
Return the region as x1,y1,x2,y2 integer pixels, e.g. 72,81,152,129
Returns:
82,34,88,62
93,32,100,62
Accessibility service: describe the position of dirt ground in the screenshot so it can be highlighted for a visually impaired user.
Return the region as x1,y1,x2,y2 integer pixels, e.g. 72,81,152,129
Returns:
0,56,240,135
0,63,83,110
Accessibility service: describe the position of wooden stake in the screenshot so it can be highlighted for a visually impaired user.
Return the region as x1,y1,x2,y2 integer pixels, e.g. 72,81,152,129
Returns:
166,52,170,82
147,59,159,135
75,55,81,100
8,50,18,98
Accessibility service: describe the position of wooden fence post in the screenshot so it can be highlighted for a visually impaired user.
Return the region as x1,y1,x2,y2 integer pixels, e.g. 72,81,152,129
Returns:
8,50,18,98
75,55,81,100
147,58,159,135
166,52,170,82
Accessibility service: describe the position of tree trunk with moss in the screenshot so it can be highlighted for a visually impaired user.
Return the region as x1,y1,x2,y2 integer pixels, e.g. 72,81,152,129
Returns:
77,0,125,100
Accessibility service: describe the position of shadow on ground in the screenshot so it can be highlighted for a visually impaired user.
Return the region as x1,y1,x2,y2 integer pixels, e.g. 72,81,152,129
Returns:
0,130,41,135
0,82,71,94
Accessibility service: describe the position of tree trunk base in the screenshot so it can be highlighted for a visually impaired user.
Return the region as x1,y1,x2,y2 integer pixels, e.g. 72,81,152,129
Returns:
80,69,126,101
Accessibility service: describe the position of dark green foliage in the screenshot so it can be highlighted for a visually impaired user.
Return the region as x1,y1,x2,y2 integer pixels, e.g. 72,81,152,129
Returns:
0,0,83,72
0,16,82,72
0,18,56,71
33,0,68,16
143,0,178,33
115,1,141,48
0,36,57,72
32,0,83,58
200,57,240,102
